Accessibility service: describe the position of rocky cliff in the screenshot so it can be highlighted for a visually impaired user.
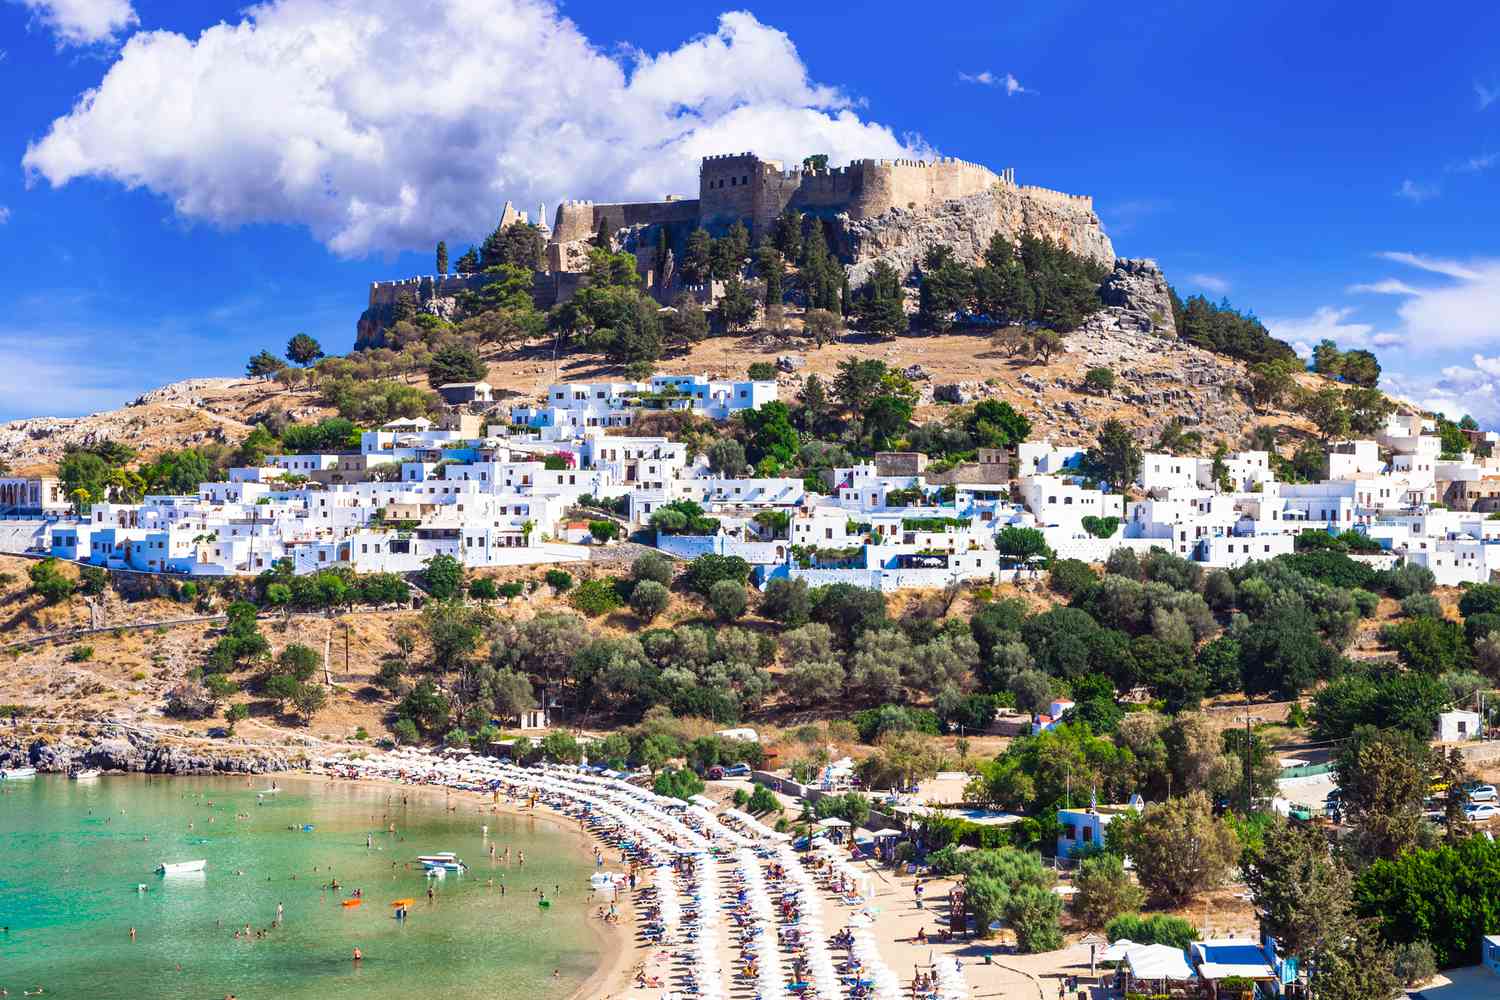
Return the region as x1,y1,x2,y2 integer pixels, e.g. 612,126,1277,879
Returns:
1,726,291,775
840,184,1116,286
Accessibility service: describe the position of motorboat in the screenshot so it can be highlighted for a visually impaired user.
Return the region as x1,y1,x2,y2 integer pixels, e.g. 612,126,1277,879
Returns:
72,769,102,780
1,767,37,779
415,852,457,864
422,859,466,872
157,860,208,875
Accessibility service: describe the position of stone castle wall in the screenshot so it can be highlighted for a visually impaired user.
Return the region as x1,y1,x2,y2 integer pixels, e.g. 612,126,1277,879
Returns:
368,273,488,308
693,154,1010,238
552,197,700,244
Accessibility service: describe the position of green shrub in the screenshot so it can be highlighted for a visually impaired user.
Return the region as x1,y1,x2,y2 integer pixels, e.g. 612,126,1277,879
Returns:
652,766,705,801
1080,516,1120,539
468,578,499,601
629,580,671,622
708,579,747,622
747,784,781,815
1049,558,1098,596
68,645,94,662
1083,367,1115,393
570,577,624,616
543,569,574,593
1104,913,1196,948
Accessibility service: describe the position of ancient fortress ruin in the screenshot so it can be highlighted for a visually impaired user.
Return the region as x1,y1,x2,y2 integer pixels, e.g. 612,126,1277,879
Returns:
548,153,1098,250
360,152,1115,345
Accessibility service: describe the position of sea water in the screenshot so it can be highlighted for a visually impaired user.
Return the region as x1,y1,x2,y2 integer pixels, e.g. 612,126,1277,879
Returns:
0,774,602,999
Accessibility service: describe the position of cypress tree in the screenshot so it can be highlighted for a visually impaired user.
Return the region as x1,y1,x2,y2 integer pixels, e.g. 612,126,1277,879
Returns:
436,240,448,275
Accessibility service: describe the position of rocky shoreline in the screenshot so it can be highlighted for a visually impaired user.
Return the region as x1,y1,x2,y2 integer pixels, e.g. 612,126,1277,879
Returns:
0,725,292,775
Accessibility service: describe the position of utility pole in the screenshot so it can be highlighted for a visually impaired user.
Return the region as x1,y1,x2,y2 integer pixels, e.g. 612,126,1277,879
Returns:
1244,708,1254,814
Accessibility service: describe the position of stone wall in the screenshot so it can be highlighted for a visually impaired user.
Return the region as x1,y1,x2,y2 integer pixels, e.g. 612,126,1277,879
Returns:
694,154,1007,240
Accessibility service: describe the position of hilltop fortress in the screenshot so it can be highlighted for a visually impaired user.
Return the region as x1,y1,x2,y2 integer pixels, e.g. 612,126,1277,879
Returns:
361,152,1116,345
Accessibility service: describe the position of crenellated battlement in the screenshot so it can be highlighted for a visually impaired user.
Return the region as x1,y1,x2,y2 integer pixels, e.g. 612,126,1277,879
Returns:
542,152,1095,245
1017,184,1094,209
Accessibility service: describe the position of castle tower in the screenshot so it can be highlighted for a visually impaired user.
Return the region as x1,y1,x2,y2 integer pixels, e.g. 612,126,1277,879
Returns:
537,202,549,234
499,200,522,230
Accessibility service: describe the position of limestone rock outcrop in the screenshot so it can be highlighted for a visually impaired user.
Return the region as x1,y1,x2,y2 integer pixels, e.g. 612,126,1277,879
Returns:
840,184,1115,287
1090,258,1177,338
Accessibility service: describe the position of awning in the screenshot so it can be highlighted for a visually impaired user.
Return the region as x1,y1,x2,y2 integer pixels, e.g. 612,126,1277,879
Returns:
1125,944,1196,981
817,817,851,828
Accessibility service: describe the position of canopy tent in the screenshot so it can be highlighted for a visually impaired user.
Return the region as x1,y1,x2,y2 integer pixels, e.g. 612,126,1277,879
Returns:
1125,943,1197,982
1099,939,1135,962
1191,939,1278,981
817,817,851,828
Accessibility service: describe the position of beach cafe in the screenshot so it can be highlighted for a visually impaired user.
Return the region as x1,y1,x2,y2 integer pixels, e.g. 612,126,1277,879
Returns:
1102,940,1198,997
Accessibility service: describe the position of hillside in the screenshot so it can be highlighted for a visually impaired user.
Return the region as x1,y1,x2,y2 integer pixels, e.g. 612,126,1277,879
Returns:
1,320,1345,476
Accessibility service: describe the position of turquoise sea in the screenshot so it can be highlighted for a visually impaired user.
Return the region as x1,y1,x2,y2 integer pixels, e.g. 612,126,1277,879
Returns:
0,774,603,999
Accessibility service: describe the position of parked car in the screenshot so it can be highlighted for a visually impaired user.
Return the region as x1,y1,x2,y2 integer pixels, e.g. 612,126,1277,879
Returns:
1463,782,1498,803
707,766,725,780
722,763,751,778
1463,802,1499,822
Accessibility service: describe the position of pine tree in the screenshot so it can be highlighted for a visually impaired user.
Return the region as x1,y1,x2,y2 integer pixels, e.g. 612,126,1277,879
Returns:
713,275,757,332
682,228,713,285
771,208,803,261
757,246,785,306
455,246,479,273
285,333,324,367
246,350,287,378
724,221,750,264
436,240,449,276
852,262,906,339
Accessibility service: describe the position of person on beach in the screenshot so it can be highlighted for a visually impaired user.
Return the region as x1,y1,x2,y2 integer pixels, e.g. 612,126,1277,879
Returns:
352,947,362,962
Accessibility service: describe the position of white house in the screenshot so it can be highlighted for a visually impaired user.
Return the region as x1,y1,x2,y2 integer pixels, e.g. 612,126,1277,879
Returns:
1437,710,1483,743
1056,796,1145,859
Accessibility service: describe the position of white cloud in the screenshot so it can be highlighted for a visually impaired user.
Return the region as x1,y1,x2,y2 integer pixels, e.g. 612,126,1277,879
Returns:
1346,252,1500,350
959,70,1031,96
1186,273,1230,295
1453,151,1497,173
14,0,138,48
1395,178,1438,203
1264,305,1402,359
1478,81,1499,110
1383,359,1500,430
0,205,9,224
22,3,925,256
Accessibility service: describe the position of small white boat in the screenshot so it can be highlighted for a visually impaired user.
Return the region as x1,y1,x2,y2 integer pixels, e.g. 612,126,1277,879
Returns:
157,859,207,875
422,859,465,872
257,787,280,796
1,767,37,779
73,769,102,780
415,852,457,864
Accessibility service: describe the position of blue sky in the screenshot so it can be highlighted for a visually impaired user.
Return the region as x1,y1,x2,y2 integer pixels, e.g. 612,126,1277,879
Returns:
0,0,1497,423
